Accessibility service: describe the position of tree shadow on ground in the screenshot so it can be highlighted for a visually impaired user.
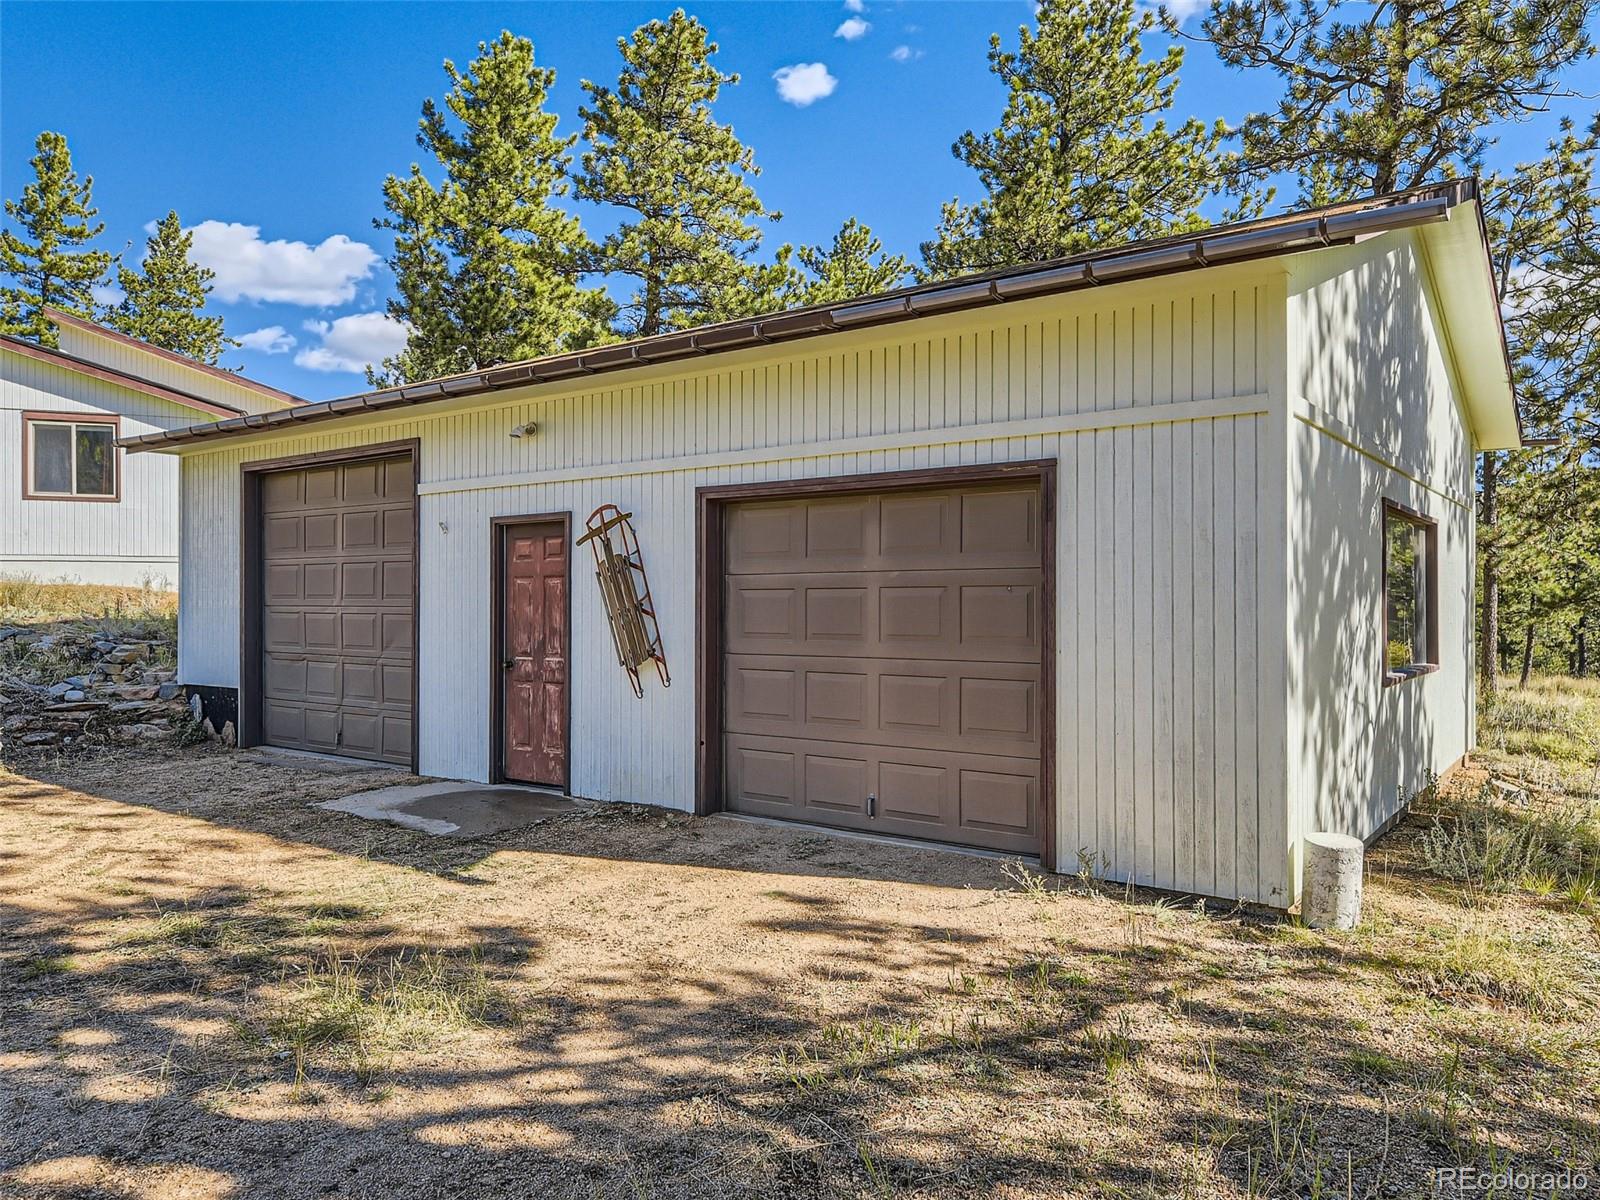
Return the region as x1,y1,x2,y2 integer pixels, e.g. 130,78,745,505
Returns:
3,751,1595,1199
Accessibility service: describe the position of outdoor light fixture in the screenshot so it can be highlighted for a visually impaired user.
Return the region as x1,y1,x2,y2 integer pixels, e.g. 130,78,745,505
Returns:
509,420,540,439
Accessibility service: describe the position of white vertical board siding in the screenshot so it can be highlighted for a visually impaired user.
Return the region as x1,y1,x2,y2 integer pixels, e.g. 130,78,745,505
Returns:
1285,228,1476,880
174,269,1292,903
54,325,297,416
0,350,205,585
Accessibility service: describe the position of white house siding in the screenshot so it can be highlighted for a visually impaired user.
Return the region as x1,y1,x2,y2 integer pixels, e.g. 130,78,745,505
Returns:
1285,230,1476,880
0,349,210,586
55,324,295,416
174,265,1294,904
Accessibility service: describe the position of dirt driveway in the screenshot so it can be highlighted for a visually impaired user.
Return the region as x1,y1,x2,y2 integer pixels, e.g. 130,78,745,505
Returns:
2,745,1595,1199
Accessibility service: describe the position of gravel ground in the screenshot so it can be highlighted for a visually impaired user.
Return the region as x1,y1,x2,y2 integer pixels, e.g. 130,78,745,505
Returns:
1,744,1596,1199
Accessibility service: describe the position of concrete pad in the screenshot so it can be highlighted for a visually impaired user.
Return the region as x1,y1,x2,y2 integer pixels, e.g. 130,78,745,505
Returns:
315,781,580,837
242,746,407,774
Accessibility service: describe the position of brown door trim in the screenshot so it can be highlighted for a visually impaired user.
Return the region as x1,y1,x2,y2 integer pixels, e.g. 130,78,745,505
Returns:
489,511,572,791
238,438,421,772
695,458,1058,869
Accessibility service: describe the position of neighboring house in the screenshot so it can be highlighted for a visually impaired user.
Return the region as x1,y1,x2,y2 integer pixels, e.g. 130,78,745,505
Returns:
1,309,301,585
125,181,1517,907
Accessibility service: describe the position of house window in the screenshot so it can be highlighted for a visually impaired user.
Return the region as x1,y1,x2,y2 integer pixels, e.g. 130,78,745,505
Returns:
24,413,119,501
1383,500,1437,684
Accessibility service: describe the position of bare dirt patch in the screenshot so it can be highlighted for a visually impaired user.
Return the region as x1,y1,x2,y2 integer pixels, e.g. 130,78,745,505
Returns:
2,745,1597,1199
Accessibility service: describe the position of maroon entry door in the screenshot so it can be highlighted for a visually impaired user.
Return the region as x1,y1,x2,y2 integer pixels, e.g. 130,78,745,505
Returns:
501,521,569,786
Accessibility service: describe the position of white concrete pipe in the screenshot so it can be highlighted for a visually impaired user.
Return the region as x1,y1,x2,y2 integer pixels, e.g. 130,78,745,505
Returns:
1302,832,1364,930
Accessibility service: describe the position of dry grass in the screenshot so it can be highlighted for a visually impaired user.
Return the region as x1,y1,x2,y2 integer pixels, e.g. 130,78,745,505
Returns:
1476,674,1600,795
2,702,1598,1197
0,575,178,628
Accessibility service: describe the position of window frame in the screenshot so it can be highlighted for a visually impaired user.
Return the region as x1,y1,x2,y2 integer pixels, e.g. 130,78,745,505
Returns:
1380,498,1439,687
21,410,122,503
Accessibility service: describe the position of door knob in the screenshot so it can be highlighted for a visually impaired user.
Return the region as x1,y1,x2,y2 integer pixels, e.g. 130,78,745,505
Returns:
502,659,515,670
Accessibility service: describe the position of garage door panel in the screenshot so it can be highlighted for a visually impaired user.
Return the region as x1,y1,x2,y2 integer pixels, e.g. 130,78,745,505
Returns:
342,461,383,502
258,454,414,766
723,481,1043,853
261,699,304,745
805,754,868,814
303,562,338,601
304,467,338,505
381,612,412,653
338,711,381,757
727,654,1038,757
960,584,1039,656
265,563,302,601
303,611,338,649
262,472,302,509
381,560,412,600
729,666,798,721
727,569,1039,661
304,513,338,552
342,510,381,551
265,515,302,553
727,485,1037,575
728,743,798,808
879,492,955,557
725,732,1039,853
385,456,414,495
264,655,306,697
341,560,379,600
959,770,1036,835
878,761,951,825
959,489,1039,560
381,715,412,761
805,588,866,642
959,677,1038,745
805,497,875,558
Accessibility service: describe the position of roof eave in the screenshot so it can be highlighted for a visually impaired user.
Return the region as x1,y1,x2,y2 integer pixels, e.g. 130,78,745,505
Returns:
121,183,1478,454
1415,197,1521,450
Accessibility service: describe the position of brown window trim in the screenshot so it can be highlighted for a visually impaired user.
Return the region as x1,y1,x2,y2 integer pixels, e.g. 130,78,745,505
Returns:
21,410,122,503
1381,498,1439,688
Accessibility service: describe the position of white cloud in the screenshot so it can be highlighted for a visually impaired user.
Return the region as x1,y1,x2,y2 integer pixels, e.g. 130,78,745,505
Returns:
236,325,296,354
773,63,838,107
294,313,409,374
890,45,924,62
844,0,864,10
834,16,871,39
90,283,124,308
1158,0,1207,21
186,221,381,306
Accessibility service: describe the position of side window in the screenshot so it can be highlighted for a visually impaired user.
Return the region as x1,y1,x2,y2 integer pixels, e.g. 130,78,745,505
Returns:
24,414,119,500
1382,500,1437,683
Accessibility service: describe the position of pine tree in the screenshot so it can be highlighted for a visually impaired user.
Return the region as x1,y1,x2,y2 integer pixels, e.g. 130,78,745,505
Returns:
1194,0,1595,202
0,131,113,346
1478,122,1600,690
793,219,911,306
921,0,1243,279
374,31,612,385
104,210,231,364
577,10,778,337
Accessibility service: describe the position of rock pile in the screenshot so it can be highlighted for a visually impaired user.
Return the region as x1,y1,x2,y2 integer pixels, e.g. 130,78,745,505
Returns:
0,624,189,753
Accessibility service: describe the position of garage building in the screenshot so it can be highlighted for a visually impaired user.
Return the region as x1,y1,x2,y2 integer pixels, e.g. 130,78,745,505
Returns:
123,182,1519,907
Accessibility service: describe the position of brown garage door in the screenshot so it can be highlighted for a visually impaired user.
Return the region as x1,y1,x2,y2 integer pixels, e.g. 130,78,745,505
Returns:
722,482,1043,854
258,454,415,765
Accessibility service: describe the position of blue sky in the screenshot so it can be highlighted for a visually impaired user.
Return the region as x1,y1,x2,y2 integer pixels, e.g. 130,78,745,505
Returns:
2,1,1593,400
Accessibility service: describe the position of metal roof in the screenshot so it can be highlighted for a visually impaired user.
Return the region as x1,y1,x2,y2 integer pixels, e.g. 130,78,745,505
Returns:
122,179,1501,452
